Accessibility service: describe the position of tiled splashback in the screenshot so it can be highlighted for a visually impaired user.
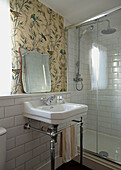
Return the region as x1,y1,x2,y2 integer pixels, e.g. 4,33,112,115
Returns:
0,92,70,170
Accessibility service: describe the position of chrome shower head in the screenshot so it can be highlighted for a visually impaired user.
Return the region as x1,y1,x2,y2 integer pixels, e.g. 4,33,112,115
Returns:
101,28,116,34
101,20,116,35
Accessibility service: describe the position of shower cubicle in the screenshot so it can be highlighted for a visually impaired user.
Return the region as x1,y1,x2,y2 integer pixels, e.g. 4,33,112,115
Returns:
67,7,121,165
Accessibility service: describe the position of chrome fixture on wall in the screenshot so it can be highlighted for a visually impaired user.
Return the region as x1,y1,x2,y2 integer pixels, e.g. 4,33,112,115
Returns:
73,73,83,91
41,95,55,105
101,19,116,34
73,25,94,91
73,19,116,91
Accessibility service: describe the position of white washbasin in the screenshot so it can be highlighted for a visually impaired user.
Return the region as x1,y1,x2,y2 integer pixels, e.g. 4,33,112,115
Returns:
23,101,88,124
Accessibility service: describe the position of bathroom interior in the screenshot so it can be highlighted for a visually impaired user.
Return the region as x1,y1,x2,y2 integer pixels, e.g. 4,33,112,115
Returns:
1,0,121,170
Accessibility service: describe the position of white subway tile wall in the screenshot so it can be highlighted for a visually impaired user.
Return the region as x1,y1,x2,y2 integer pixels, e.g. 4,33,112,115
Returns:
86,24,121,137
68,23,121,139
67,27,90,130
0,92,71,170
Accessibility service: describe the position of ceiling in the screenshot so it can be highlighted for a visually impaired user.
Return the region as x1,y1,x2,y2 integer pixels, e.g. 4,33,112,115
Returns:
38,0,121,27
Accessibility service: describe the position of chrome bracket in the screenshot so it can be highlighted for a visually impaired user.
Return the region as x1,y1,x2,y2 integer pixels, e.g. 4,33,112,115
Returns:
73,117,83,165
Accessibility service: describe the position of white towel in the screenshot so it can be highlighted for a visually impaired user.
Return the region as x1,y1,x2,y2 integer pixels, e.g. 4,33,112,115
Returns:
59,124,78,163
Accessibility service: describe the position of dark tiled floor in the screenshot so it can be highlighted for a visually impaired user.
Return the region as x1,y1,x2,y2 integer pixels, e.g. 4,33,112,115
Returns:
56,160,92,170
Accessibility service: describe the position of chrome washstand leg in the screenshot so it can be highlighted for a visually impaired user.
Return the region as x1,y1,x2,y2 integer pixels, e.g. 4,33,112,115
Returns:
50,137,55,170
73,117,83,165
24,122,58,170
50,125,58,170
24,121,84,169
80,117,83,165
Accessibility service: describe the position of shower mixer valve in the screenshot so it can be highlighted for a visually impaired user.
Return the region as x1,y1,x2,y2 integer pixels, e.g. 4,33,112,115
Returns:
73,74,83,82
73,77,83,82
73,73,83,91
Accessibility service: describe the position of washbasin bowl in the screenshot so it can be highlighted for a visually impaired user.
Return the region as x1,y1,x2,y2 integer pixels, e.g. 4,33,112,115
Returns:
23,101,88,124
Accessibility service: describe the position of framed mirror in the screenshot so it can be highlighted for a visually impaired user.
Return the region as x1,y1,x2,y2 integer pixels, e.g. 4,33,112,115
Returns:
19,48,51,93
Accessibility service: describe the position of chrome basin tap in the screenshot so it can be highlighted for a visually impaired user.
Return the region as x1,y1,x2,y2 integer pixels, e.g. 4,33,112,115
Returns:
41,95,55,105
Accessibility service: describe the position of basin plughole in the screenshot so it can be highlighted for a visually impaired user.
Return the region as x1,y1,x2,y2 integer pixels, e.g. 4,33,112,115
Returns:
23,101,88,124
